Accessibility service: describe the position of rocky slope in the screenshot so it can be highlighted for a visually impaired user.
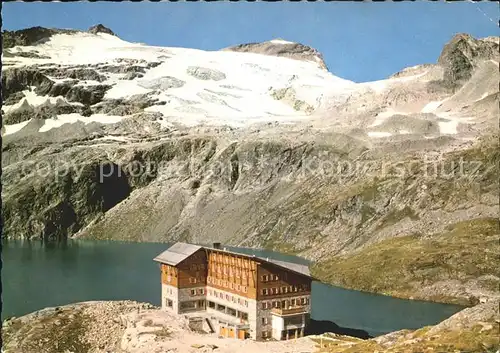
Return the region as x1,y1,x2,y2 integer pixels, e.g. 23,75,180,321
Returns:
316,301,499,353
2,25,499,303
223,38,329,70
1,301,317,353
2,300,498,353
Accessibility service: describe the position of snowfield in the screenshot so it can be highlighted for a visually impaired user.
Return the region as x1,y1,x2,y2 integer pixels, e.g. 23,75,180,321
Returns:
3,32,357,132
2,30,497,140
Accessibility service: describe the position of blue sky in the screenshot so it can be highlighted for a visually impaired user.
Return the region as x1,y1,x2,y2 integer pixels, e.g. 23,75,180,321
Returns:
2,1,498,82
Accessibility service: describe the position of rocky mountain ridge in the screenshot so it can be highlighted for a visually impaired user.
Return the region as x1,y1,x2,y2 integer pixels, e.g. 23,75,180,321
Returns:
223,38,329,70
1,26,498,304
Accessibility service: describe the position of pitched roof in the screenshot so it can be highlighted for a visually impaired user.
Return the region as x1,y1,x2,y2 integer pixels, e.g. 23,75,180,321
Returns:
153,242,202,266
154,242,312,279
258,258,311,277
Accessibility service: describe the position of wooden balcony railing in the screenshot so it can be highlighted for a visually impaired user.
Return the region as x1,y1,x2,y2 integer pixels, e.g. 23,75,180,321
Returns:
271,306,307,316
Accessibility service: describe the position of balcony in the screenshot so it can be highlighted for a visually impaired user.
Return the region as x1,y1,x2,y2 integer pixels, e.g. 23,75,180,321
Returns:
271,306,307,316
285,323,305,330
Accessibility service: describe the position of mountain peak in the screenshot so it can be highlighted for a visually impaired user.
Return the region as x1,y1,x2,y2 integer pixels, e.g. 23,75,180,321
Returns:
88,24,116,36
2,26,79,49
222,39,328,71
437,32,499,88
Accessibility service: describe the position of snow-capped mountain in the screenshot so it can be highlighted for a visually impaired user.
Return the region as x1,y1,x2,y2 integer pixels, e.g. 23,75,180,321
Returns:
2,25,359,134
3,25,498,144
2,25,499,299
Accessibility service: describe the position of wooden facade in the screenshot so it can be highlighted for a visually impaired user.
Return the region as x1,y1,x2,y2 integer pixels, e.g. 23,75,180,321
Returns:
161,263,179,287
162,248,311,300
206,249,259,299
257,262,312,301
161,249,208,288
155,243,313,341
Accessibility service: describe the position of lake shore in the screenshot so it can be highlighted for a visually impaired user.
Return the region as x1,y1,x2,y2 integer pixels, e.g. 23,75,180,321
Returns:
2,300,498,353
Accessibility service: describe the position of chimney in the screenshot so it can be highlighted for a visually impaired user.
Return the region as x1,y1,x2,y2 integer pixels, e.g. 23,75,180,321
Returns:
213,242,221,250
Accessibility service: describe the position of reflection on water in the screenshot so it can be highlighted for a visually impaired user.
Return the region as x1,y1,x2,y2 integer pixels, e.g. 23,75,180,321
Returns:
2,239,465,336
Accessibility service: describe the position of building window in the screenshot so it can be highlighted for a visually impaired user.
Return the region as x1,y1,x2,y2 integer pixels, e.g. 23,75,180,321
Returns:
262,317,268,325
262,302,267,309
273,301,279,308
198,288,205,295
225,294,229,301
190,289,196,296
262,289,268,295
208,301,215,309
262,331,268,339
282,286,288,293
238,298,241,305
262,275,268,282
245,300,248,307
293,286,298,292
243,286,248,293
291,299,296,306
236,284,241,291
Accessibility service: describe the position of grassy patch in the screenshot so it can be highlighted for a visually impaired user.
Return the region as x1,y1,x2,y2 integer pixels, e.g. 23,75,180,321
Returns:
315,321,499,353
262,231,299,254
3,310,92,353
311,217,500,305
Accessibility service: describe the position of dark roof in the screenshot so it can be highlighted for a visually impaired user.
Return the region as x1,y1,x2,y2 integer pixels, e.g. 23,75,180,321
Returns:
154,242,312,278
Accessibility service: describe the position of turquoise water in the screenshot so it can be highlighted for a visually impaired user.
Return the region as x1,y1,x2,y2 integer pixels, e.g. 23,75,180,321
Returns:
1,239,464,336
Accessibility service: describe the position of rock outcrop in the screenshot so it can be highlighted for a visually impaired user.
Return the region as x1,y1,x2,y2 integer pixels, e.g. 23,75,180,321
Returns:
88,24,116,36
435,33,500,91
2,67,54,101
2,26,79,49
223,39,328,70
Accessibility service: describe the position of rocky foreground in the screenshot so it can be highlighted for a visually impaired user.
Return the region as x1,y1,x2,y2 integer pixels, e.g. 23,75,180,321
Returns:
1,301,316,353
2,300,499,353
